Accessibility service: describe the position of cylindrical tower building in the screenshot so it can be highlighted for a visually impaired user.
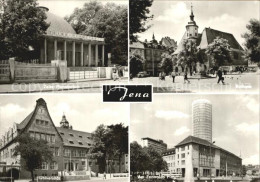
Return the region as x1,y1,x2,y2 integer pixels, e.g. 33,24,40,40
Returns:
192,99,212,142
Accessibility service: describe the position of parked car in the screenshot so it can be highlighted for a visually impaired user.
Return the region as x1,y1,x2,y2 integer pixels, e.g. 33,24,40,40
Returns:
137,71,149,78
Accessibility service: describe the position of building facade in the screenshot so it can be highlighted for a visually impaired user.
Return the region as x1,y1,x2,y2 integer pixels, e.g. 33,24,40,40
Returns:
163,136,242,178
174,6,245,74
130,35,177,76
192,99,212,143
141,137,167,154
0,98,128,179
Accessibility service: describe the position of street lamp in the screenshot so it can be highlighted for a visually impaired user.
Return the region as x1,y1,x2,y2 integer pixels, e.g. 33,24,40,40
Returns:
209,141,215,181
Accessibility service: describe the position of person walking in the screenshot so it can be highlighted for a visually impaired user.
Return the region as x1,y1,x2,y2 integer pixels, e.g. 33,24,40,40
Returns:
217,68,225,84
184,68,190,84
103,172,106,180
171,71,176,83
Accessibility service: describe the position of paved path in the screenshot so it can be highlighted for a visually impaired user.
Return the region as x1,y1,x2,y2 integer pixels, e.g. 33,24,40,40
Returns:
0,78,128,93
16,177,128,182
130,73,259,93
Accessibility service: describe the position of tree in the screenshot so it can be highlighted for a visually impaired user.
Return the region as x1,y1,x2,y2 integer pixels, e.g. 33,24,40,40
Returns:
160,52,174,74
130,54,144,77
89,124,108,173
130,141,150,177
242,19,260,66
177,39,200,75
89,123,128,173
144,146,167,174
130,0,153,41
66,1,128,65
205,36,232,69
13,133,53,182
0,0,49,60
107,123,128,173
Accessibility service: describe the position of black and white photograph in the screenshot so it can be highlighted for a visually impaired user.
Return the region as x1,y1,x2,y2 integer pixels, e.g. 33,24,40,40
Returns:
130,0,260,93
0,0,128,93
0,95,129,181
130,94,259,181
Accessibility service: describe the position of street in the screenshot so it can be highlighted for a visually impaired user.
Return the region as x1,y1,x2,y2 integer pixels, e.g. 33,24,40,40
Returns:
130,73,259,93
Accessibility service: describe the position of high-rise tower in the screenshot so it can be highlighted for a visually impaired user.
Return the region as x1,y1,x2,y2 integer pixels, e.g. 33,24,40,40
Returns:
192,99,212,142
186,3,199,41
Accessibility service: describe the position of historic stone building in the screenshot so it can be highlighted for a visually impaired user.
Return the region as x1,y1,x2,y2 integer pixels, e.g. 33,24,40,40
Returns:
0,98,128,179
130,35,177,76
174,6,245,74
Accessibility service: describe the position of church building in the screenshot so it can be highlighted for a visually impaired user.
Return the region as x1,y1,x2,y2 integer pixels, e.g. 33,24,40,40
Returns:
174,5,245,74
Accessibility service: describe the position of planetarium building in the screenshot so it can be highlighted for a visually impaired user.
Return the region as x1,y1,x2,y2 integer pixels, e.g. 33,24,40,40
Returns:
39,7,105,67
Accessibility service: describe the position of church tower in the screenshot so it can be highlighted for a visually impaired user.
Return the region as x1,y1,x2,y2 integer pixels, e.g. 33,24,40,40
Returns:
186,4,199,41
60,113,70,129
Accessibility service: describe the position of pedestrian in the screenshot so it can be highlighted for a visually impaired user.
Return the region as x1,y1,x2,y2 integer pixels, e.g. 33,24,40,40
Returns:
103,172,106,180
171,71,176,83
217,68,225,84
184,68,190,84
162,72,166,80
112,68,118,81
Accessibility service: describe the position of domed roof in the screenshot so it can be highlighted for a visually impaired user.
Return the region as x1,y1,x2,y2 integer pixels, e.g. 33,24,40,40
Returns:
45,11,76,34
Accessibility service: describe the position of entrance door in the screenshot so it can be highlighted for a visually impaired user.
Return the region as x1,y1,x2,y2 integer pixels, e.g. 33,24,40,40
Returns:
181,168,185,177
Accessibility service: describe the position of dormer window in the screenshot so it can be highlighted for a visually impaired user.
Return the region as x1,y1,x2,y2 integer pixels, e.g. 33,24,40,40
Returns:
69,141,74,144
69,133,74,137
60,132,64,135
78,142,83,145
79,135,82,138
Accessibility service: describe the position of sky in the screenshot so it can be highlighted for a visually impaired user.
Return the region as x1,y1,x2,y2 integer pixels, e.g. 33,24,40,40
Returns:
0,94,129,135
130,94,259,165
137,1,260,48
38,0,128,18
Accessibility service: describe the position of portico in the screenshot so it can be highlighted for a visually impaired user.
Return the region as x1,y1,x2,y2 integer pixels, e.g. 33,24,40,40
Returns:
40,31,105,67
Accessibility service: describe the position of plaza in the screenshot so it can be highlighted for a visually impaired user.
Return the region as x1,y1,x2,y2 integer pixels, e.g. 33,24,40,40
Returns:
130,73,259,93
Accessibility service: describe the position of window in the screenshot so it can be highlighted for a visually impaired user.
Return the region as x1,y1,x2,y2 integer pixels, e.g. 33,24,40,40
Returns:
41,162,48,170
30,132,35,139
80,151,85,157
69,141,74,144
35,133,40,140
195,33,197,36
79,135,82,138
181,153,185,158
45,121,48,126
46,134,51,142
50,162,58,170
78,142,83,145
82,161,85,166
69,133,74,137
60,132,64,135
64,149,70,156
54,148,59,156
51,135,55,143
181,160,185,165
41,133,46,140
190,34,192,36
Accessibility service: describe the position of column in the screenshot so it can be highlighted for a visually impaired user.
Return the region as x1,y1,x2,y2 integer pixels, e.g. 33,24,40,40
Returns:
72,41,75,67
81,42,84,66
88,43,92,67
54,39,57,60
44,38,47,63
102,44,105,66
64,40,67,61
95,44,98,67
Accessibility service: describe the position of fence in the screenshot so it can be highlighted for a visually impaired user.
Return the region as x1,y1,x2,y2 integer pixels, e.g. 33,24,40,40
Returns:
0,60,11,83
0,59,59,83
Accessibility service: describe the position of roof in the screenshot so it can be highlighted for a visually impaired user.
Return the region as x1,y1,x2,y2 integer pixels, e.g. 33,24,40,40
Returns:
162,148,175,156
57,127,94,148
200,28,243,50
161,37,177,48
17,111,34,130
46,11,76,35
175,135,241,159
142,137,167,146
